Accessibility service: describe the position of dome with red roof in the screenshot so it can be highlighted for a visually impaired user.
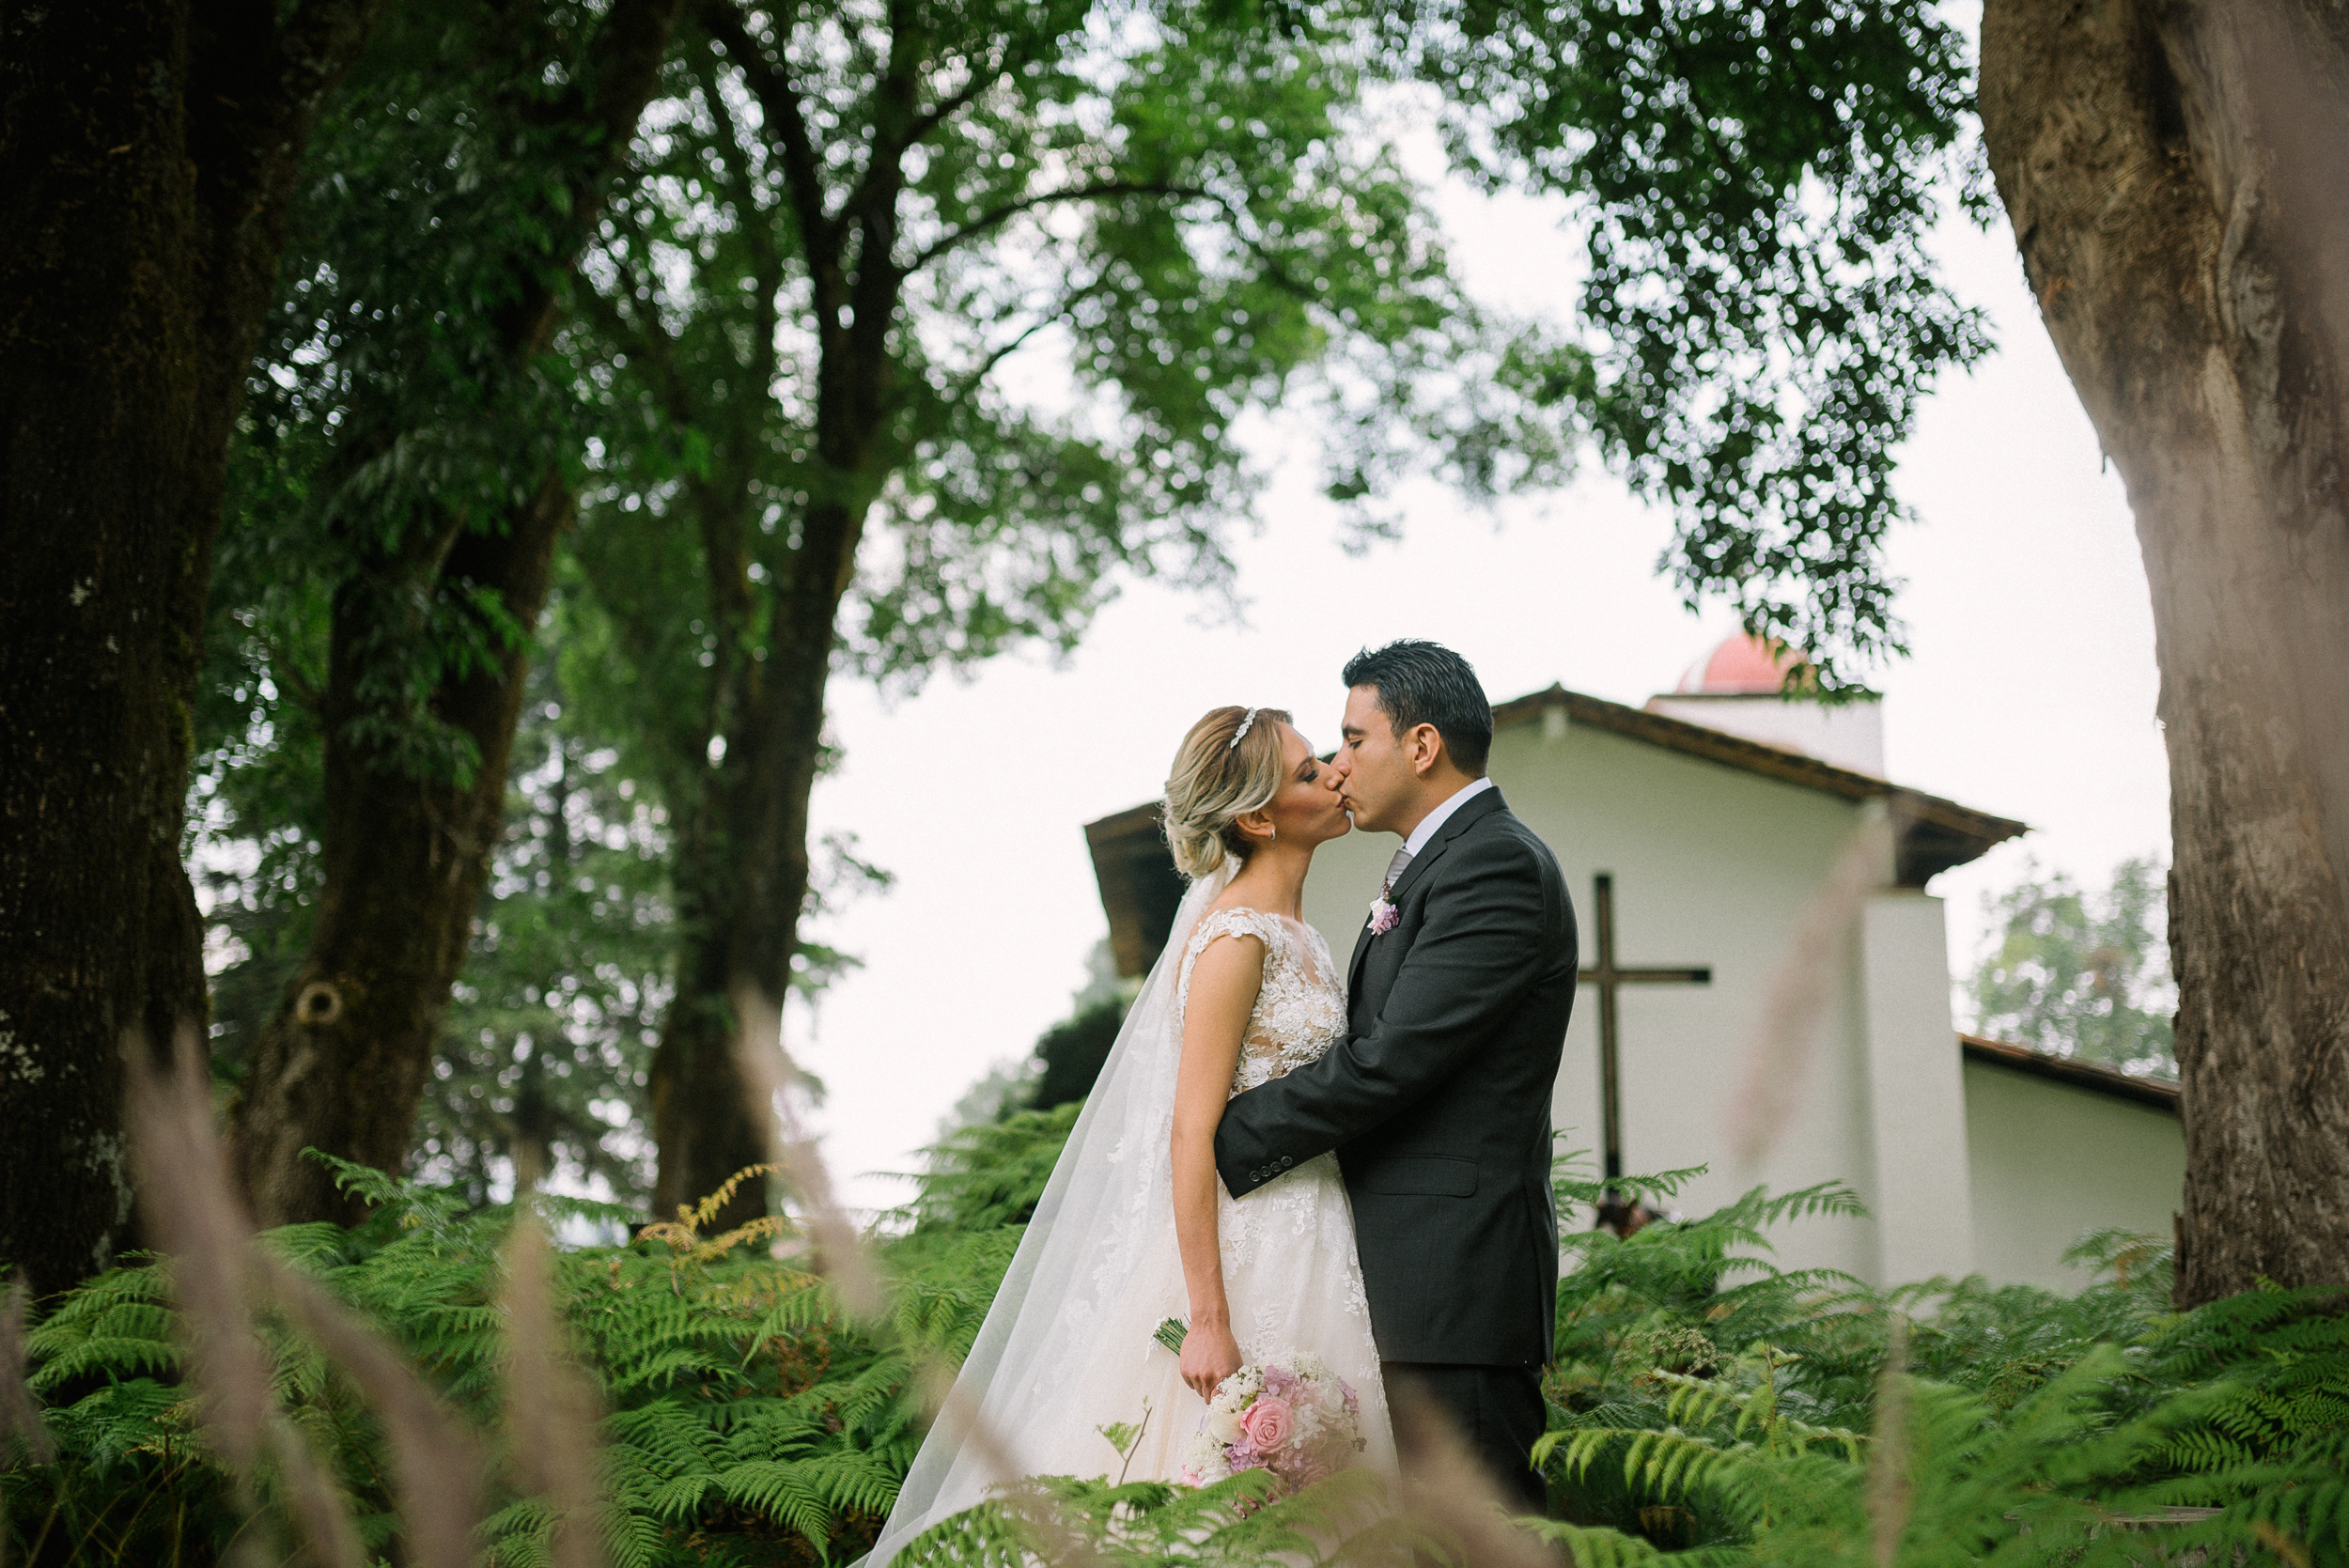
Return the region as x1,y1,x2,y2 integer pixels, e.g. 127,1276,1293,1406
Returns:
1674,633,1812,695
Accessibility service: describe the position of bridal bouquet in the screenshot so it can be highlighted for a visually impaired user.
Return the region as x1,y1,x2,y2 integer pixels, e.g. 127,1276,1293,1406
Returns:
1175,1353,1364,1491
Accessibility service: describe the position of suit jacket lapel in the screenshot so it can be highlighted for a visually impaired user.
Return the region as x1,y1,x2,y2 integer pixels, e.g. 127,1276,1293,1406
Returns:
1383,786,1508,908
1346,788,1510,998
1346,900,1377,998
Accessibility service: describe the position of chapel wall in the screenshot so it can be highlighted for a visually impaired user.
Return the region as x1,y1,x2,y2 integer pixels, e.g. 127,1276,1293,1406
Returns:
1299,715,1892,1285
1960,1061,2185,1292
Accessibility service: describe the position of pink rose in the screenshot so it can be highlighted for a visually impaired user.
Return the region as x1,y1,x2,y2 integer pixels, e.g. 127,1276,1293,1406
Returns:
1241,1396,1295,1452
1366,898,1399,935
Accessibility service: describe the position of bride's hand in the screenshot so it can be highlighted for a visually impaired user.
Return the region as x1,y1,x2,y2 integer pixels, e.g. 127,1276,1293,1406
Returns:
1180,1321,1243,1402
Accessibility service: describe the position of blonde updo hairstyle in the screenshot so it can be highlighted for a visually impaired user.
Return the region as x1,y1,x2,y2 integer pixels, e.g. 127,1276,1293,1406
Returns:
1163,706,1295,879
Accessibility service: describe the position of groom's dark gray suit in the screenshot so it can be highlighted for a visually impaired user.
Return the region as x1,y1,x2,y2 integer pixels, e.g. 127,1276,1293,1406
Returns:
1213,785,1577,1504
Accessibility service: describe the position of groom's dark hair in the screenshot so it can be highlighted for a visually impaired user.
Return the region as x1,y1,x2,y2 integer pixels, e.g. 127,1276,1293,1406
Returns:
1343,640,1492,775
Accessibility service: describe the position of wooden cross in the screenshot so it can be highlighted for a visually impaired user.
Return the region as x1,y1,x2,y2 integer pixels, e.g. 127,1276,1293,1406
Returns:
1579,873,1712,1182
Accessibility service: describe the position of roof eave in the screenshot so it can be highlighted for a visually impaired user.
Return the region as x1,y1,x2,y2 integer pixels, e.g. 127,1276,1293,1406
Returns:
1492,683,2027,885
1958,1032,2181,1113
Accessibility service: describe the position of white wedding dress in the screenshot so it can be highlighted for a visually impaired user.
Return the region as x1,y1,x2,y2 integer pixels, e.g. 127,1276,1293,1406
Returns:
863,871,1396,1564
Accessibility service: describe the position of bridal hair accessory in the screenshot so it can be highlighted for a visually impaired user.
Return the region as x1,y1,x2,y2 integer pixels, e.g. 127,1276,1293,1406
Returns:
1227,707,1262,750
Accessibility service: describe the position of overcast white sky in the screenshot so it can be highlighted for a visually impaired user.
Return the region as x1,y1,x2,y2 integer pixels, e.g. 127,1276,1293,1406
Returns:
792,113,2170,1213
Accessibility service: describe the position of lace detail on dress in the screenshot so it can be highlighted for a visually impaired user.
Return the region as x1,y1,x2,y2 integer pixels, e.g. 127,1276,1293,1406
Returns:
1176,908,1348,1095
1173,907,1370,1347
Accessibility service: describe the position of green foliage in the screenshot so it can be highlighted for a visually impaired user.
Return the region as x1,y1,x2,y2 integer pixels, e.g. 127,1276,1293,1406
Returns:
220,0,629,793
1969,856,2176,1078
412,622,676,1207
194,0,691,1137
1532,1154,2348,1565
894,1105,1086,1245
1397,0,1992,684
1031,1000,1128,1111
895,1468,1423,1566
1,1157,1023,1566
577,0,1589,715
14,1112,2341,1568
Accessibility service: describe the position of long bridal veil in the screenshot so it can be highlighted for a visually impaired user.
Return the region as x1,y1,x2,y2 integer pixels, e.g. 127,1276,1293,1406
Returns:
862,862,1237,1564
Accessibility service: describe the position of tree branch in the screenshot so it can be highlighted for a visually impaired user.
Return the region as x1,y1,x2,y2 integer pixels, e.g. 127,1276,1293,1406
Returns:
690,44,784,312
572,257,699,430
273,0,384,119
832,30,1006,281
699,0,839,287
902,65,992,151
904,179,1210,273
956,276,1110,401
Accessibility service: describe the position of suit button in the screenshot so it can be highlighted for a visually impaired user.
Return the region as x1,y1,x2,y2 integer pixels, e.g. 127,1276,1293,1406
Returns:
1280,1156,1293,1169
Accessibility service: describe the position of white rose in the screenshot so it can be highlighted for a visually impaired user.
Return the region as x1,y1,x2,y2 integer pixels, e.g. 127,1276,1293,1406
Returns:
1206,1405,1245,1444
1183,1432,1230,1483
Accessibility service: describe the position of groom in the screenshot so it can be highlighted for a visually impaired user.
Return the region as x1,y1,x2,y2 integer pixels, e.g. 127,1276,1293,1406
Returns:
1214,640,1578,1511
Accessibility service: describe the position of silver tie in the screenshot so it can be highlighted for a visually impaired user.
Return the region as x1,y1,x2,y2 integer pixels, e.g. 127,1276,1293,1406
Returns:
1382,846,1413,893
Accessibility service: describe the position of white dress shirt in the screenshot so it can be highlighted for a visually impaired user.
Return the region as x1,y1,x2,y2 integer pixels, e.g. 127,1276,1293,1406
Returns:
1400,775,1495,859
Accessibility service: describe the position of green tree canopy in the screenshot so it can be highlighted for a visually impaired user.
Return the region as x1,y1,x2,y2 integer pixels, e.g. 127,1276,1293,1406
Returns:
1397,0,1989,683
1968,856,2176,1079
179,0,1997,1224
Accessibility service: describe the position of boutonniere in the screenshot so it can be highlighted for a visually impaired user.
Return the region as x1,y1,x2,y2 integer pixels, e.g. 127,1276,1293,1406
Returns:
1366,896,1399,935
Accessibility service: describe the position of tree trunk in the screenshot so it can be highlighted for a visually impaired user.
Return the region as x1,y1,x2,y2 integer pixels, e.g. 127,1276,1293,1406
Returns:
0,0,376,1297
648,492,870,1227
645,3,926,1221
643,106,896,1219
226,0,687,1227
230,476,573,1226
643,459,773,1225
1981,0,2349,1305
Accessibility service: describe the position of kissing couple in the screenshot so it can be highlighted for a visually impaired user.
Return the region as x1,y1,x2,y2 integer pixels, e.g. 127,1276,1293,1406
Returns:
866,641,1581,1562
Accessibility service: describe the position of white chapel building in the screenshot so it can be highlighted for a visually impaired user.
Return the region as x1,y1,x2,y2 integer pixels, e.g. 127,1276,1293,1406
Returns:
1084,637,2185,1294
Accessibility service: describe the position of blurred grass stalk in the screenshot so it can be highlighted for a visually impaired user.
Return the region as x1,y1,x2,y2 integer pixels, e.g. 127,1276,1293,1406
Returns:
125,1030,485,1568
0,1281,53,1472
1724,805,1904,1169
727,986,1125,1567
501,1179,609,1568
67,993,1574,1568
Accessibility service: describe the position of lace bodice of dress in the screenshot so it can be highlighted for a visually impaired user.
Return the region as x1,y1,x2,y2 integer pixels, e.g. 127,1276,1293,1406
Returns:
1176,908,1346,1094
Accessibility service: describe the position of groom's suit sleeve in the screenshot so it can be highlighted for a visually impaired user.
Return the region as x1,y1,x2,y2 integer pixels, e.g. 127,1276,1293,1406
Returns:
1213,825,1549,1198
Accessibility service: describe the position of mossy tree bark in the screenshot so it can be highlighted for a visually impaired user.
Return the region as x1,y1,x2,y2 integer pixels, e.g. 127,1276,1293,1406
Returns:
226,0,688,1228
1981,0,2349,1304
0,0,379,1297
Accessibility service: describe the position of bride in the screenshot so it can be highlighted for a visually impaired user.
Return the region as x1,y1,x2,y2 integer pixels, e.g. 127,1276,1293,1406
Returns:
864,705,1398,1562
